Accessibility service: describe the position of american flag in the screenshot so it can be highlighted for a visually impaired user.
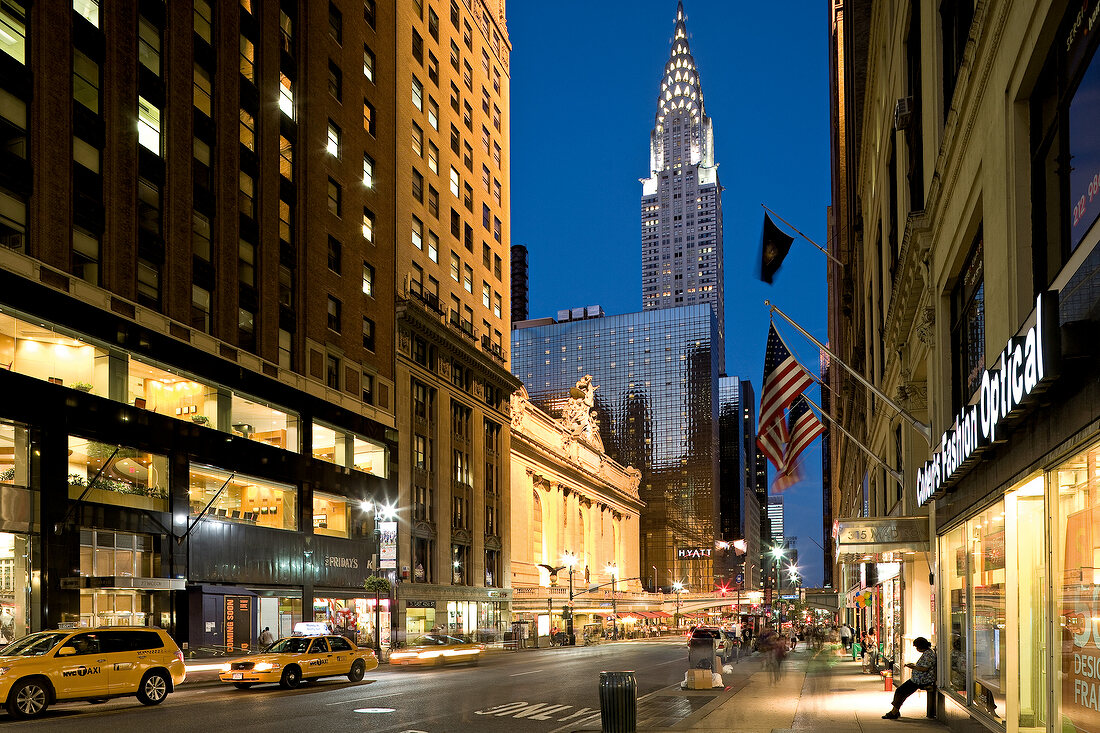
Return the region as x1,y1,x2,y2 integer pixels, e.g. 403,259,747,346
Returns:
757,408,788,470
757,323,813,461
772,396,826,493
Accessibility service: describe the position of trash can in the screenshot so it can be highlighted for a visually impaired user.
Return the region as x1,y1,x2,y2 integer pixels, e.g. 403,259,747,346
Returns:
599,670,637,733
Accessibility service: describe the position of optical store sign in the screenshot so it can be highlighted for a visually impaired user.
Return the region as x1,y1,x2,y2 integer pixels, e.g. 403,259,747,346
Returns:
916,292,1059,507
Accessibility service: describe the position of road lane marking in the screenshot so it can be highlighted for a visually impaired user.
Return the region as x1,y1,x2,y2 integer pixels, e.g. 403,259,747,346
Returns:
509,669,544,677
327,691,404,705
655,658,683,665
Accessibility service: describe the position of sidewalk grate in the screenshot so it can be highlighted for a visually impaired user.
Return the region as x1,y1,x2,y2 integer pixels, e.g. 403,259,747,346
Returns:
637,695,714,727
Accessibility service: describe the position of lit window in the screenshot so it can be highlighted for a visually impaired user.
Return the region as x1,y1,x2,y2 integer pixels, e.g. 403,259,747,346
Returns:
327,121,340,157
192,0,211,42
279,73,294,118
362,208,374,242
0,1,26,64
450,167,460,197
73,0,99,27
463,265,473,293
279,136,293,180
239,109,255,151
327,296,341,332
362,262,375,296
482,282,490,308
412,123,423,156
363,44,375,82
428,143,439,174
139,19,162,76
239,35,254,82
137,96,161,154
363,98,375,135
73,50,100,114
363,154,374,188
450,252,460,281
412,76,423,111
428,231,439,263
428,97,439,130
412,216,423,249
193,65,212,116
493,292,502,318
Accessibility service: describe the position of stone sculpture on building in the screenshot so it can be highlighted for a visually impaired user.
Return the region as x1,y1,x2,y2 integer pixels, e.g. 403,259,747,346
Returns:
563,375,603,451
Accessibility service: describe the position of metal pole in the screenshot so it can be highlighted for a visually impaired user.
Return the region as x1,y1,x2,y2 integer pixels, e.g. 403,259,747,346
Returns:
761,203,844,267
568,565,575,645
764,299,932,444
801,392,904,485
611,573,617,640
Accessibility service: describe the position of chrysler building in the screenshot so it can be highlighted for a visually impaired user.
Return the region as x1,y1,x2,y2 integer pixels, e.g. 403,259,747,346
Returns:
640,2,725,368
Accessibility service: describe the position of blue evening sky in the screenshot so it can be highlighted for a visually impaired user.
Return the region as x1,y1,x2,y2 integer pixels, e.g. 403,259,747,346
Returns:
508,1,831,587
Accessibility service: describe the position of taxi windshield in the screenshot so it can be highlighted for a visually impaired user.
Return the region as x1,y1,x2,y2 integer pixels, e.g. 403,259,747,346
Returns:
266,637,313,654
0,632,70,657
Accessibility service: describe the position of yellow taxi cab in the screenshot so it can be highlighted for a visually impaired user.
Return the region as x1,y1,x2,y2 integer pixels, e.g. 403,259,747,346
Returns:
389,634,485,666
219,634,377,689
0,627,186,720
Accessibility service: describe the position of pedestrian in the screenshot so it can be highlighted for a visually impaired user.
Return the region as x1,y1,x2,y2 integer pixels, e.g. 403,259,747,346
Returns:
863,629,878,672
882,637,936,719
258,626,275,648
839,623,852,650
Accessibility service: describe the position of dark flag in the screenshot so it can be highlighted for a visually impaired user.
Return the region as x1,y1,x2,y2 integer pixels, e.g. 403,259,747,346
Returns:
759,213,795,284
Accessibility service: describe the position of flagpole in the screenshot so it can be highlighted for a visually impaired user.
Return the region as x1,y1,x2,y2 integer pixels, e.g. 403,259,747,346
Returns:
799,393,904,487
764,300,932,445
761,204,844,267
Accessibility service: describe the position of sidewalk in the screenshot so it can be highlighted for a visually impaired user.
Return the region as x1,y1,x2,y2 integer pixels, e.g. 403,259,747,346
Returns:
681,648,949,733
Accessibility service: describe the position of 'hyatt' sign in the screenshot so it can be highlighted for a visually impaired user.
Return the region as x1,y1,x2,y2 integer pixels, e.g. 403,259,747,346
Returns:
916,291,1059,507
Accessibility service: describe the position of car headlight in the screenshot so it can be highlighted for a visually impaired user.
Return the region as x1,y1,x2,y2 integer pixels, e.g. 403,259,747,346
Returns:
254,662,278,672
220,663,231,673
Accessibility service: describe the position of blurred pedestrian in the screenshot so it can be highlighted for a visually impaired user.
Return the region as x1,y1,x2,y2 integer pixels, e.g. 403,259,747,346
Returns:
258,627,275,648
839,623,852,650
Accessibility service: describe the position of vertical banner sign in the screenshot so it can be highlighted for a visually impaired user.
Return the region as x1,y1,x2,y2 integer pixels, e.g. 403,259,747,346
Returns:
224,595,252,652
1063,506,1100,731
380,520,397,569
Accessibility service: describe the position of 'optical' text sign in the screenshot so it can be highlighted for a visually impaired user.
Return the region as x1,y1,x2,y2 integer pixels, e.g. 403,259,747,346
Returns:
916,291,1059,507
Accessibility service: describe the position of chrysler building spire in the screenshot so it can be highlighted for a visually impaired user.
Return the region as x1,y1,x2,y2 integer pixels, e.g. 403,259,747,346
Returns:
640,2,725,369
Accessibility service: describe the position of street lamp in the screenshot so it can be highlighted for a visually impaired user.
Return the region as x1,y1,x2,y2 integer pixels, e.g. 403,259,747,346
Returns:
604,563,619,640
672,581,684,627
769,546,786,621
562,552,578,644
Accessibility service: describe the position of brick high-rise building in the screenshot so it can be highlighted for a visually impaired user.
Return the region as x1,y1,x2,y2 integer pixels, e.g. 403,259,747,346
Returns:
640,1,724,370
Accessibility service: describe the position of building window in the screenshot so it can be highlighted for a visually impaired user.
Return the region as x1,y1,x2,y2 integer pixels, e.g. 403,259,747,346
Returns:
136,258,160,307
137,177,161,235
428,142,439,174
278,328,292,369
137,97,160,154
328,178,342,217
238,172,254,219
327,236,342,274
279,72,294,118
450,252,460,282
412,215,423,249
363,44,375,82
0,1,25,65
362,208,374,242
450,167,460,197
239,34,253,82
493,178,501,205
493,292,501,318
0,89,27,158
362,372,374,404
450,209,460,238
428,187,439,219
239,109,255,151
278,265,293,308
493,141,501,168
363,0,376,28
73,135,99,173
362,317,375,351
327,60,342,101
428,97,439,130
362,262,374,296
427,231,439,262
462,265,473,294
193,64,212,116
363,98,375,135
278,199,293,244
191,284,211,332
326,120,341,157
189,463,297,531
365,152,378,187
192,211,211,260
72,51,100,115
327,297,342,333
951,232,984,412
493,254,501,280
428,52,439,85
482,282,490,308
412,28,423,64
325,355,340,389
238,239,255,286
328,2,342,44
493,217,501,242
72,228,99,285
139,18,162,76
412,169,424,202
412,76,423,111
192,0,211,42
279,136,293,180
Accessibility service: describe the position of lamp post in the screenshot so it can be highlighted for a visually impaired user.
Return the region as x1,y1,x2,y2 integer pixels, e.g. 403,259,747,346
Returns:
770,546,785,621
672,581,684,627
605,563,619,640
562,552,577,645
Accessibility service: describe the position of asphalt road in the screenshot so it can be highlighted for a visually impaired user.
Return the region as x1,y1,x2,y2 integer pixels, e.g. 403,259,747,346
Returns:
0,638,736,732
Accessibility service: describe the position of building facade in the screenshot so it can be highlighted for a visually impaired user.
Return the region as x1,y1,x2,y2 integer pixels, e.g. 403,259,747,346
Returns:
0,0,409,650
717,376,762,591
640,2,724,369
391,0,518,642
829,1,1100,731
512,304,721,592
508,386,644,641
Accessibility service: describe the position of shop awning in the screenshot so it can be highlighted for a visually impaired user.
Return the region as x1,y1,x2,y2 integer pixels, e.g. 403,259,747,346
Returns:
650,611,672,618
834,517,929,562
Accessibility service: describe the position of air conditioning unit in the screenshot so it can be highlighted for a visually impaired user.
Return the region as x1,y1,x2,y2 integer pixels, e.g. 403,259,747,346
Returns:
894,97,914,131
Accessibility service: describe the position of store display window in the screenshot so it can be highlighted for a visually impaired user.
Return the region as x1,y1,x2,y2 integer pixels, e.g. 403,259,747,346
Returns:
188,463,297,530
406,607,436,636
969,501,1006,722
941,524,968,698
67,437,169,512
1013,474,1047,732
314,597,387,648
1054,439,1100,733
0,532,33,644
312,491,350,538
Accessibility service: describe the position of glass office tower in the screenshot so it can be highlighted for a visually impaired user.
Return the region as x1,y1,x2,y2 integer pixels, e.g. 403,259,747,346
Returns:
512,305,720,591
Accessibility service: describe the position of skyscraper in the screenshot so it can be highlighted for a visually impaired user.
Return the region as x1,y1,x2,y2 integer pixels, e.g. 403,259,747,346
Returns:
640,2,724,369
718,377,762,590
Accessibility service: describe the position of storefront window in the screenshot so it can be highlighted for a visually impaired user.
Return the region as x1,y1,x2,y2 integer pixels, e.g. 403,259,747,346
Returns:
942,524,968,698
969,501,1006,722
0,312,108,395
67,437,169,512
75,530,157,628
229,391,300,452
188,464,297,531
1055,439,1100,733
314,597,387,648
128,358,218,427
1013,475,1047,732
406,606,436,637
311,420,387,477
0,532,33,644
0,421,29,486
313,491,350,538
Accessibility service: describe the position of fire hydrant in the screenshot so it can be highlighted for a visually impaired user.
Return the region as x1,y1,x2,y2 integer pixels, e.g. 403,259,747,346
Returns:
883,671,893,692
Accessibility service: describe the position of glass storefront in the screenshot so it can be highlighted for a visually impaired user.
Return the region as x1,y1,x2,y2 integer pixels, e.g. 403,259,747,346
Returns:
406,606,436,636
73,529,159,628
314,597,388,648
0,532,32,643
188,464,297,530
311,420,387,477
67,437,169,512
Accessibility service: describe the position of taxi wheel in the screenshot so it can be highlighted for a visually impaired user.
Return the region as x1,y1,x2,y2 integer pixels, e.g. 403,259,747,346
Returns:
348,660,366,682
7,678,49,719
280,665,302,689
232,683,254,690
137,671,170,706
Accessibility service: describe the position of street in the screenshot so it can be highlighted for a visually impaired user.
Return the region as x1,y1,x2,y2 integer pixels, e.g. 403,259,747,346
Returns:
0,638,746,732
